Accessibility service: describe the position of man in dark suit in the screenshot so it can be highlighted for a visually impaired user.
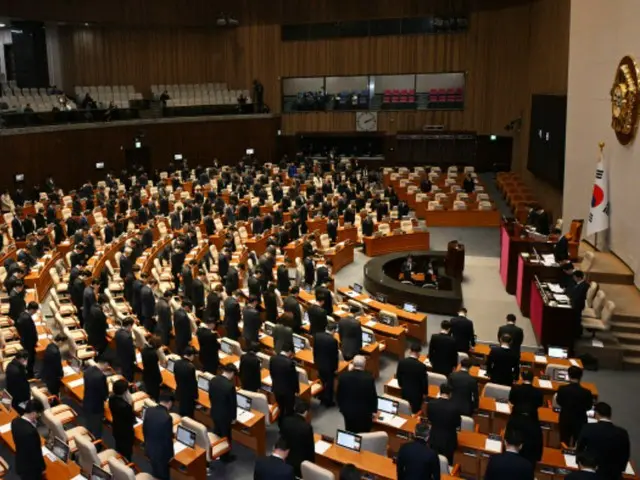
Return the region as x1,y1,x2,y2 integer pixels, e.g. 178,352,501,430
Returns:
40,334,65,396
143,394,175,480
86,294,109,355
109,379,136,460
140,277,157,332
283,289,303,333
497,313,524,355
173,299,193,356
223,292,242,340
155,291,173,347
509,369,544,420
174,346,198,418
316,261,331,287
83,358,110,438
427,383,461,465
449,308,475,353
281,399,315,477
119,249,133,280
254,436,295,480
576,402,630,479
313,323,339,407
248,269,263,302
486,333,520,386
337,355,377,433
224,263,240,295
142,336,163,401
566,452,601,480
308,300,328,335
448,357,479,416
242,295,262,345
484,428,535,480
569,270,590,340
239,342,262,392
270,346,300,426
8,281,26,322
218,249,230,279
82,278,100,326
396,343,428,414
396,423,441,480
303,256,315,286
557,366,593,446
6,351,31,413
16,301,39,378
428,320,458,376
196,319,220,374
209,363,238,463
115,317,136,382
338,315,362,361
11,399,46,480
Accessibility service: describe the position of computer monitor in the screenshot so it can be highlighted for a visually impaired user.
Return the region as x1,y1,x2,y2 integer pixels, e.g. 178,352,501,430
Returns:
547,346,569,359
335,430,362,452
174,154,183,161
14,174,24,182
403,302,417,313
553,369,569,382
293,334,306,352
378,313,393,326
237,393,252,411
377,396,399,415
246,148,254,155
197,375,210,392
221,341,233,355
264,322,274,336
90,464,113,480
375,292,387,303
95,162,105,170
176,425,197,448
362,331,374,346
353,283,363,294
0,390,12,410
167,358,176,373
52,437,70,463
141,406,148,421
303,312,310,325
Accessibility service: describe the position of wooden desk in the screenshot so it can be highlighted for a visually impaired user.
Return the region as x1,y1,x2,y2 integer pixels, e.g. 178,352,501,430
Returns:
307,217,328,234
337,225,358,244
363,231,431,257
516,253,562,317
284,239,304,263
24,252,60,301
357,315,406,359
244,231,271,257
470,344,584,376
324,242,355,274
418,208,501,227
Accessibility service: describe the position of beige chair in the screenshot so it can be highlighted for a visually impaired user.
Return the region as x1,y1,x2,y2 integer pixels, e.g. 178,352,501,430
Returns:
239,389,279,425
108,457,157,480
453,200,467,211
482,383,511,402
439,455,453,474
380,394,412,416
359,431,388,455
400,220,413,234
428,201,443,211
320,234,331,250
582,300,614,335
582,290,606,318
378,223,391,236
31,386,76,424
221,337,243,357
42,409,89,452
179,416,231,462
63,327,96,361
580,251,595,273
478,201,493,211
379,310,398,326
49,268,69,294
132,326,147,350
75,434,122,475
428,372,448,388
461,415,475,431
296,367,323,397
584,282,599,310
300,460,335,480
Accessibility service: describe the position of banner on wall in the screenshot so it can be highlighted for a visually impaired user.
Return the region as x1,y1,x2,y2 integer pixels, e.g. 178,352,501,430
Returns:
586,144,609,237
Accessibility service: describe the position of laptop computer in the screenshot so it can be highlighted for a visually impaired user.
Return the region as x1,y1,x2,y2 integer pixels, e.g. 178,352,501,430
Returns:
362,331,374,346
553,369,569,382
303,312,310,326
335,429,362,452
166,358,176,373
353,283,363,294
547,346,569,359
197,375,210,392
374,293,387,304
403,302,417,313
221,341,234,355
378,313,394,326
176,425,197,449
293,334,306,353
0,390,12,411
90,464,113,480
52,437,70,463
237,392,252,412
377,396,399,416
264,322,274,336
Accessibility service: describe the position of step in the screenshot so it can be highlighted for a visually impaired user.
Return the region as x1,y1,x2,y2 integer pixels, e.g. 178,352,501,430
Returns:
620,343,640,356
610,321,640,334
623,356,640,369
611,331,640,344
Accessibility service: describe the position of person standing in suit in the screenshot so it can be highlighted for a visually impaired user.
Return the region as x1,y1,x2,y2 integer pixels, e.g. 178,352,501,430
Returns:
174,346,198,418
576,402,630,479
509,370,543,420
396,423,441,480
239,343,262,392
337,355,377,433
223,291,242,340
242,295,262,345
280,399,315,477
313,323,339,407
274,312,295,354
108,379,136,461
497,314,524,355
16,301,39,378
140,276,157,332
155,291,173,347
6,351,31,413
224,262,240,295
254,437,295,480
143,394,174,480
557,366,594,446
308,300,328,335
566,452,601,480
86,294,109,356
115,317,136,382
484,428,534,479
506,410,543,467
40,334,66,396
142,336,163,401
338,315,362,361
277,263,291,294
83,358,110,438
396,343,428,414
11,399,46,480
428,320,458,376
283,290,303,333
209,363,238,463
82,278,100,326
448,357,479,416
486,333,519,386
196,319,220,374
270,346,300,426
427,383,461,465
205,284,224,325
8,281,26,322
173,299,194,356
449,308,475,353
191,270,206,320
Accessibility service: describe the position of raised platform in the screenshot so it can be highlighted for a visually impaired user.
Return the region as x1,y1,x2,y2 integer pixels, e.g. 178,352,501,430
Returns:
363,250,463,315
580,242,635,285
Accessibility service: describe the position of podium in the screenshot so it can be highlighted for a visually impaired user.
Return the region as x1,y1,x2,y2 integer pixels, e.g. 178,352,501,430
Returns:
446,240,465,280
516,253,562,317
530,276,576,348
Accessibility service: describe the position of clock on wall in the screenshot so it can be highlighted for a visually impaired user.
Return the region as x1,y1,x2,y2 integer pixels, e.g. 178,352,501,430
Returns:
611,55,640,145
356,111,378,132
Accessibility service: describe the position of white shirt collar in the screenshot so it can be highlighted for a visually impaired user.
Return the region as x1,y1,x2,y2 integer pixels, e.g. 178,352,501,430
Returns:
272,452,286,461
506,446,519,454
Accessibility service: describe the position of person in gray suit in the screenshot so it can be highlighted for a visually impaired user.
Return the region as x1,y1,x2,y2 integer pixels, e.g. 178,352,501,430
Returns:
338,315,362,361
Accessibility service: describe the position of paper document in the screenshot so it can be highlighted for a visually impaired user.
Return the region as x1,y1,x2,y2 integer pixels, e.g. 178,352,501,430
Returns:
592,339,604,348
315,440,332,455
236,409,255,424
233,361,240,369
0,423,10,434
548,283,564,293
553,294,570,302
173,441,188,455
67,378,84,388
495,402,511,414
541,254,556,266
563,454,578,468
625,462,635,475
134,418,143,427
478,369,488,378
534,355,548,364
569,359,580,367
365,320,377,327
379,414,407,429
538,380,553,389
38,333,49,340
423,359,432,367
262,376,272,385
484,438,502,453
388,378,399,389
362,298,373,304
42,446,58,462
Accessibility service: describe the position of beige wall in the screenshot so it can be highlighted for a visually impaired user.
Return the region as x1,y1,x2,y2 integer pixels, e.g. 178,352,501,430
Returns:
565,0,640,285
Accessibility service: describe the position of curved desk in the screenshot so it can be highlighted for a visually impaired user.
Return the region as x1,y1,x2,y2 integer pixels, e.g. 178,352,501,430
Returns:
363,230,430,257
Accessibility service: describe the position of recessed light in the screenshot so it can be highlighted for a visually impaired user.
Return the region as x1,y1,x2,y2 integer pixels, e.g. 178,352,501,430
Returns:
84,22,89,26
0,24,6,28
